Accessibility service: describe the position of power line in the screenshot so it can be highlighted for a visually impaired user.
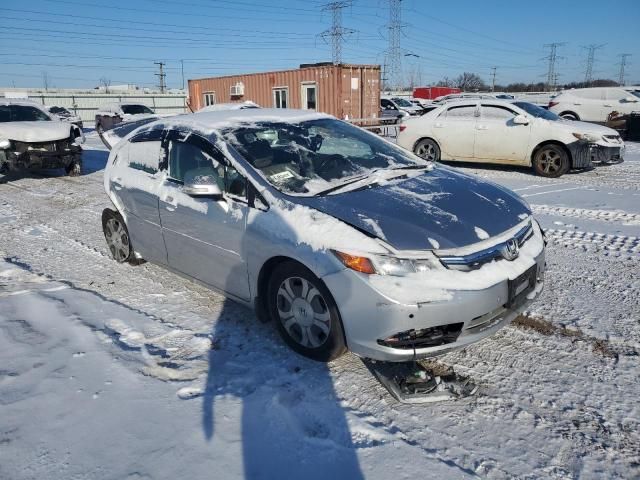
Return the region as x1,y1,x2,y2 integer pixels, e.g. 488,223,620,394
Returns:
320,1,355,64
582,44,605,85
617,54,631,86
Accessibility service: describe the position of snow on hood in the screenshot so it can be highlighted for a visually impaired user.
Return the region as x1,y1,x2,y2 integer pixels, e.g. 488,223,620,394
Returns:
0,121,72,142
296,165,531,251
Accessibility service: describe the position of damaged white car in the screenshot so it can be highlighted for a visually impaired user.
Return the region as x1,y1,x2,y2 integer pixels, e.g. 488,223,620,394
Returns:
398,99,624,177
0,100,84,176
102,109,546,363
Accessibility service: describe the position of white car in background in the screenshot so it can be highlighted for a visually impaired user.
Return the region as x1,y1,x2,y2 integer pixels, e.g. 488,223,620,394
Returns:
548,87,640,123
397,99,624,178
47,106,84,129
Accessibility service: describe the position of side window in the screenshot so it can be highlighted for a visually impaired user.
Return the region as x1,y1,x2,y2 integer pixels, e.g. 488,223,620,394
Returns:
128,140,161,174
577,89,604,100
606,89,628,101
445,105,477,119
481,105,516,120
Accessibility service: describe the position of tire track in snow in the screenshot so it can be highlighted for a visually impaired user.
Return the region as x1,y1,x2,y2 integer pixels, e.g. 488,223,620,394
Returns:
532,205,640,225
545,229,640,258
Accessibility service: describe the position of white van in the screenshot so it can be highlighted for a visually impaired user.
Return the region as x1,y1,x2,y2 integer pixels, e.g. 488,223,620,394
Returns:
549,87,639,123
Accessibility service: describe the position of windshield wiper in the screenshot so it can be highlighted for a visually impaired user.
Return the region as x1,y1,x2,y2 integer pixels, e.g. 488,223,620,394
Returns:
315,173,371,196
391,164,431,170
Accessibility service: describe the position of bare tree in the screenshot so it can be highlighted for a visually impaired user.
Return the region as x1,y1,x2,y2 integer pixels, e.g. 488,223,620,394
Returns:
42,71,50,92
99,77,111,93
453,72,486,91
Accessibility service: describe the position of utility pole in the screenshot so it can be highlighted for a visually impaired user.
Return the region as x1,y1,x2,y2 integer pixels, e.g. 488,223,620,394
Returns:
617,54,631,86
490,66,497,92
385,0,403,92
320,1,354,65
543,42,565,91
583,44,605,86
154,61,166,93
181,60,185,91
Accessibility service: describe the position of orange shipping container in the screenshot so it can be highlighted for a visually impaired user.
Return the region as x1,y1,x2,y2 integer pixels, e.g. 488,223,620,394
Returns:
188,63,381,121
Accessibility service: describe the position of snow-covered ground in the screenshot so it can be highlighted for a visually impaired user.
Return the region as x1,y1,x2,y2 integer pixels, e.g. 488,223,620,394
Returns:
1,134,638,479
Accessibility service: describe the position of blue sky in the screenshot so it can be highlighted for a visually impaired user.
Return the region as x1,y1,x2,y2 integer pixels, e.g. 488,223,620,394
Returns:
1,0,638,89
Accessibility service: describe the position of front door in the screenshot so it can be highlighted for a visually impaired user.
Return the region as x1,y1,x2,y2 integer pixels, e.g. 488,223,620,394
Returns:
158,130,250,300
474,104,531,164
433,104,478,160
301,83,317,111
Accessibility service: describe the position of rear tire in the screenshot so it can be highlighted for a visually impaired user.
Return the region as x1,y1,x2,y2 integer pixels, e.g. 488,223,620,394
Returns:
101,209,136,264
413,138,441,162
267,261,347,362
533,144,570,178
560,112,579,121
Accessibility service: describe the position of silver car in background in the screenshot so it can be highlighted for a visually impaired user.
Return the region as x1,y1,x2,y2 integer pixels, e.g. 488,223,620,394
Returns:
102,109,546,362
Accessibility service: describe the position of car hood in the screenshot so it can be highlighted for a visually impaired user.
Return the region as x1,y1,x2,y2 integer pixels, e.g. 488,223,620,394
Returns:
0,121,71,142
552,118,619,136
295,166,531,251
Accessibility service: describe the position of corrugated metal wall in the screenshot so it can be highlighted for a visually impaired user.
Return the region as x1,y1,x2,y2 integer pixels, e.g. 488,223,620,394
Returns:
188,64,380,120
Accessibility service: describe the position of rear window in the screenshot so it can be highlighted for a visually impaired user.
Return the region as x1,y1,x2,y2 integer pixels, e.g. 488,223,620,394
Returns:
0,105,51,122
121,104,154,115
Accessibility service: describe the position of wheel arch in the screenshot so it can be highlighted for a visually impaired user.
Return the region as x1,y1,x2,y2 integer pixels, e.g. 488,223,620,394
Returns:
531,140,572,167
559,111,580,120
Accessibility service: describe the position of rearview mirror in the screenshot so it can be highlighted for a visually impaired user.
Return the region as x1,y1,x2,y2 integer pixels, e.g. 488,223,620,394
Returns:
513,115,529,125
183,168,223,199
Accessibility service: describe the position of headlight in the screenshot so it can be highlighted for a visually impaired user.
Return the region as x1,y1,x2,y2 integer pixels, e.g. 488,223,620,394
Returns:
333,250,443,276
0,138,11,149
572,132,600,142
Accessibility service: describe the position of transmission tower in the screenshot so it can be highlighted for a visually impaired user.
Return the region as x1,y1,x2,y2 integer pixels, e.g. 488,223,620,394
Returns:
617,54,631,86
543,43,565,91
583,44,605,85
385,0,403,92
320,1,354,65
154,61,166,93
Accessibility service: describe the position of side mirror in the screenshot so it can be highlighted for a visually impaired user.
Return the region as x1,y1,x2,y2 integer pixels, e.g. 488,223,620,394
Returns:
183,168,223,199
513,115,529,125
624,96,638,103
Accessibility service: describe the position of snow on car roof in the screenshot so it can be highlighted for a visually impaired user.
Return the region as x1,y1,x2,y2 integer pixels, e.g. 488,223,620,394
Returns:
138,108,332,137
197,101,260,112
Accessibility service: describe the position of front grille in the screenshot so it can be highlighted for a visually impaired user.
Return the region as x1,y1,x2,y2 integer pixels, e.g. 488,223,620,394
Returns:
438,221,533,270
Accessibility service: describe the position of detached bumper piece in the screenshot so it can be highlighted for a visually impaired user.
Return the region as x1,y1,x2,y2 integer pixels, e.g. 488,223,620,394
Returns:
363,360,478,404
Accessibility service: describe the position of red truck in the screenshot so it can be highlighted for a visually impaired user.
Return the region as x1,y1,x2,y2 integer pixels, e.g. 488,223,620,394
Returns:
413,86,461,100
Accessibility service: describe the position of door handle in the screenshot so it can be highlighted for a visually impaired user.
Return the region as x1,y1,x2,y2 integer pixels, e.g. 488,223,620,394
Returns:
434,122,444,128
573,103,582,105
603,104,612,107
476,125,488,130
165,205,176,212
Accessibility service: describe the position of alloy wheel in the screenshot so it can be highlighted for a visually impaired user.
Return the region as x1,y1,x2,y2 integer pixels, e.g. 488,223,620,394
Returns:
104,218,130,262
415,141,438,161
538,149,562,175
276,276,331,349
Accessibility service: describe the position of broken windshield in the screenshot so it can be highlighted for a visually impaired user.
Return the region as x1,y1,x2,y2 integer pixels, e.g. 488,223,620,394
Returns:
222,118,427,196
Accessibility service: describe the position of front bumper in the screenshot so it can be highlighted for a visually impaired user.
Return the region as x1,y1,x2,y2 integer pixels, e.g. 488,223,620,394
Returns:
0,145,81,172
323,249,546,362
570,142,624,168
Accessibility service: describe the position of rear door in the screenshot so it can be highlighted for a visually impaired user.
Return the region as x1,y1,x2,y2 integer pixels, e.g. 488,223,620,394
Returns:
158,130,251,300
574,89,607,122
474,104,531,164
432,103,478,160
110,129,167,263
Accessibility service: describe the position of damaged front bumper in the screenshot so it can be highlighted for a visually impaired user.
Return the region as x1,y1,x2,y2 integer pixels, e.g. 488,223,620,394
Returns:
0,141,81,172
323,248,546,362
569,141,624,169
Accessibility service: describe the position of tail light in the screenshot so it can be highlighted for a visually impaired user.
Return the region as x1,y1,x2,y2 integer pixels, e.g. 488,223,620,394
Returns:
399,125,407,132
548,101,559,108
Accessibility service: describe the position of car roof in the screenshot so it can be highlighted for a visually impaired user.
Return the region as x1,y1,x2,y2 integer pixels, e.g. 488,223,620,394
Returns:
0,99,46,107
137,108,333,137
434,98,521,108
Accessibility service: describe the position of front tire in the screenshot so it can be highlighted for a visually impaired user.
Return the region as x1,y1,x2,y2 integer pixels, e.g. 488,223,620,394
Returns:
102,209,135,264
413,138,441,161
267,261,347,362
533,144,570,178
